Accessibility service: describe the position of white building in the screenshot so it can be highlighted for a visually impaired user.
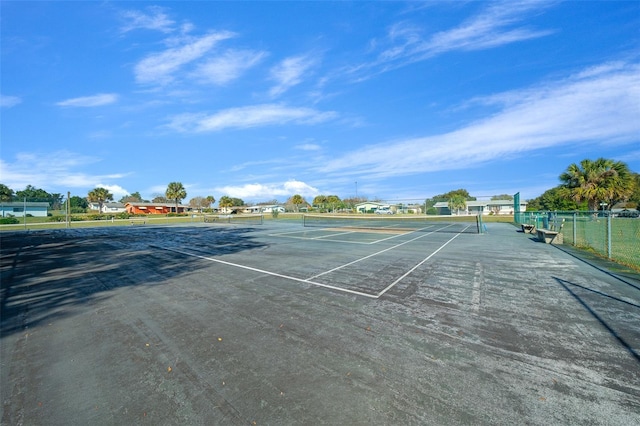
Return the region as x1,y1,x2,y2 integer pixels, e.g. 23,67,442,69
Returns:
0,202,49,217
88,202,127,214
433,199,527,215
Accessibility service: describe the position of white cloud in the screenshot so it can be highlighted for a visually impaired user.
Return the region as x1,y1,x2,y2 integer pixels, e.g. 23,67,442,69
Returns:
269,55,318,97
193,49,267,85
56,93,118,107
0,151,128,194
94,184,129,200
295,143,322,151
120,6,175,33
322,61,640,178
166,104,337,132
1,95,22,108
351,0,555,79
217,179,319,200
134,31,236,85
424,1,554,54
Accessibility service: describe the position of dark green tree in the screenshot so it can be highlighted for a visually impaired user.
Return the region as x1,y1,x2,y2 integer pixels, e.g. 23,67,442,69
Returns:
526,186,582,211
120,192,144,203
69,195,89,213
0,184,14,201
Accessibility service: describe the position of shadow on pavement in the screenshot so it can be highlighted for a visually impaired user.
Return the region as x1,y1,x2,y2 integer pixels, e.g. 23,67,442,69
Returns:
0,226,267,337
554,276,640,363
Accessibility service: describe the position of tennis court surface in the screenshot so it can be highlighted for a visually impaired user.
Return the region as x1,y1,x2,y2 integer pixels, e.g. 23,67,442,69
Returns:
1,219,639,425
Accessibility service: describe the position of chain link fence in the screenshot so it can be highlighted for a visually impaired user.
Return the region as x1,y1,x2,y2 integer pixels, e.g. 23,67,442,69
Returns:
516,211,640,269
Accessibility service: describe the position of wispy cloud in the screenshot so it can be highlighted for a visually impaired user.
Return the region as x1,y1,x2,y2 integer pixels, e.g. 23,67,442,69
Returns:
1,95,22,108
351,0,555,79
134,32,236,85
295,143,323,151
166,104,337,132
56,93,118,107
192,49,267,85
217,179,319,200
0,151,129,192
120,6,176,34
269,55,318,97
322,61,640,178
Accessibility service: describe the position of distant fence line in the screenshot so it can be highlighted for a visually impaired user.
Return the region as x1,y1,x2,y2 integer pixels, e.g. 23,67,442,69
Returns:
515,211,639,269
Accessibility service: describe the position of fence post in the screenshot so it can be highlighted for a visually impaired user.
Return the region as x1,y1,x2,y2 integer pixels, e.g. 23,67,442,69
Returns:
573,212,577,246
607,213,612,259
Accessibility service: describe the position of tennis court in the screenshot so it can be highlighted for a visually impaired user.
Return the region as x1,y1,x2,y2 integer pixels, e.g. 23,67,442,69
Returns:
1,218,639,425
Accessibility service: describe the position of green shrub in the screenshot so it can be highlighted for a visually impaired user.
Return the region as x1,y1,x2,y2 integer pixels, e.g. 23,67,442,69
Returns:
0,217,20,224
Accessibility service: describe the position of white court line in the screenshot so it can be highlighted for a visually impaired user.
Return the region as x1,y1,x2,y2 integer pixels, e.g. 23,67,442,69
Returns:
306,224,456,280
154,246,379,298
376,229,466,298
154,224,465,299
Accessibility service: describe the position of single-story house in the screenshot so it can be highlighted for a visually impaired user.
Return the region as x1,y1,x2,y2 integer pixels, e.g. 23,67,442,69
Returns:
125,202,190,215
244,205,285,214
218,206,246,214
433,199,528,215
88,202,127,214
0,202,49,217
355,202,391,213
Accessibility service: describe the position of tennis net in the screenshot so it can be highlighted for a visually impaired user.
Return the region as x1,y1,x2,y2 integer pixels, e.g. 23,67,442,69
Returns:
204,214,264,225
302,214,483,234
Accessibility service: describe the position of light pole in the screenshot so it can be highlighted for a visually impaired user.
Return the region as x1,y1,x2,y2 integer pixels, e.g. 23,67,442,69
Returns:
355,181,358,199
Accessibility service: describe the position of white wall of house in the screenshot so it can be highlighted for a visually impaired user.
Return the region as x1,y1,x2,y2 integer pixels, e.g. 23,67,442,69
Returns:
0,202,49,217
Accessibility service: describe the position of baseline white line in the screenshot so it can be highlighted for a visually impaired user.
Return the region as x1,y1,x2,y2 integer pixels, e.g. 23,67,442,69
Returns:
376,230,465,298
307,225,445,280
155,246,379,299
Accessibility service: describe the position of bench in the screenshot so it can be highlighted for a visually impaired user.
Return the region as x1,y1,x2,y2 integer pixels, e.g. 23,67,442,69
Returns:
536,218,564,244
130,218,146,225
521,224,536,233
536,228,563,244
203,215,218,223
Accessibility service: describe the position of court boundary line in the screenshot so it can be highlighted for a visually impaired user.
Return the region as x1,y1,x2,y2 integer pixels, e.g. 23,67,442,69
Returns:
153,245,379,298
268,223,457,245
306,226,444,280
152,228,465,299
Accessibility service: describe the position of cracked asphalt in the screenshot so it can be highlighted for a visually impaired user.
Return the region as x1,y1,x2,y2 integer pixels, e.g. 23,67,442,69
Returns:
1,221,639,425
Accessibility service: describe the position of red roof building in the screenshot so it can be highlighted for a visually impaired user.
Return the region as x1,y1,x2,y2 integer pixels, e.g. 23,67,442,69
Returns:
125,202,189,215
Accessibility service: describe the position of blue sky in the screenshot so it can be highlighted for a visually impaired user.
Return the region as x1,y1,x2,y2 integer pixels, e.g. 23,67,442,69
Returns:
2,1,639,204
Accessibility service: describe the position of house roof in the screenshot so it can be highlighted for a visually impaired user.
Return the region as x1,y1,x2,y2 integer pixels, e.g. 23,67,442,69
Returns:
125,202,188,208
433,200,526,208
355,202,389,207
0,202,50,208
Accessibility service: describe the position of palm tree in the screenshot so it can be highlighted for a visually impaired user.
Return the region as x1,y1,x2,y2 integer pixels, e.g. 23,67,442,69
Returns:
290,194,306,212
218,195,234,213
326,195,341,213
559,158,635,211
448,194,466,215
165,182,187,213
87,187,114,214
206,195,216,209
313,195,328,211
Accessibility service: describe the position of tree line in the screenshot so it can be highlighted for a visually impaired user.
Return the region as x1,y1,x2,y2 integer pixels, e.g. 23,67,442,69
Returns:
1,158,638,214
